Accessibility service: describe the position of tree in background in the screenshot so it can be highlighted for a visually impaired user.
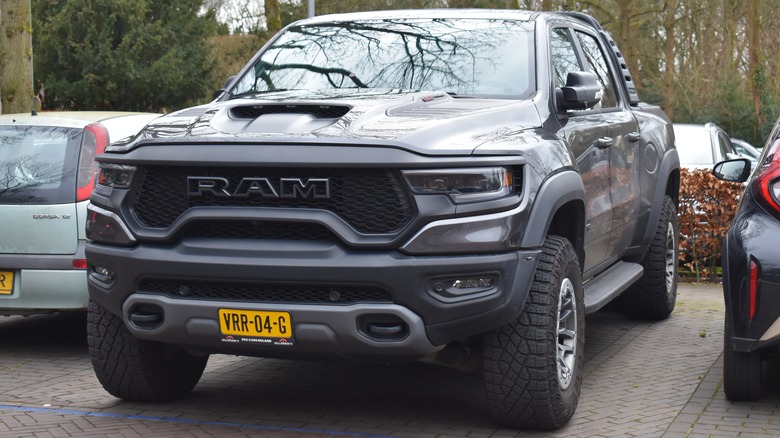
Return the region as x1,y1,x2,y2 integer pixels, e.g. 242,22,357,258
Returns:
31,0,218,112
1,0,34,114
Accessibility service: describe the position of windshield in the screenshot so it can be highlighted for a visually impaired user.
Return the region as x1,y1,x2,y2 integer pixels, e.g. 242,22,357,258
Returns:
0,125,81,205
231,18,535,98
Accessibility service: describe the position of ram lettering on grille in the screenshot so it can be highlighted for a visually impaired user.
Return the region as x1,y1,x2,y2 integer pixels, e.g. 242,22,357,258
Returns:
187,176,330,199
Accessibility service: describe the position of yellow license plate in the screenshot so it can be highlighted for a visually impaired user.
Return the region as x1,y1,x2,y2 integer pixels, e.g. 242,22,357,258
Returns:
219,309,292,338
0,271,13,295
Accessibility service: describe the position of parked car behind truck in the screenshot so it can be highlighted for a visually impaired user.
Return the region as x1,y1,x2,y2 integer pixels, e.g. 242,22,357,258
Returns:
0,112,160,315
674,122,740,170
714,115,780,401
84,10,679,429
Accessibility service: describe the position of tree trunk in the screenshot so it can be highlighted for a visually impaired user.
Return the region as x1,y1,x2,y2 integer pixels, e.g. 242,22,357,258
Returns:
746,0,762,133
662,0,677,121
0,0,34,114
265,0,281,34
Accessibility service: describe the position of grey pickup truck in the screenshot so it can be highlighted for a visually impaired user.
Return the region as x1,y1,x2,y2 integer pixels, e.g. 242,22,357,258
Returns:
85,9,679,429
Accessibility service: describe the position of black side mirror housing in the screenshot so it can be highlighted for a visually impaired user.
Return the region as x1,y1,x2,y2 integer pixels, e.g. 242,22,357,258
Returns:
713,158,752,183
213,75,237,100
557,71,602,111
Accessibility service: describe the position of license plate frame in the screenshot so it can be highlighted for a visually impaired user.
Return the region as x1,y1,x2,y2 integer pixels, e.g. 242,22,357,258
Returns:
218,308,293,345
0,271,14,295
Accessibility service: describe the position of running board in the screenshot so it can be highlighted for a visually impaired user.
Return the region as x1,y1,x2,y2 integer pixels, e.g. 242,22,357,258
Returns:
583,261,644,314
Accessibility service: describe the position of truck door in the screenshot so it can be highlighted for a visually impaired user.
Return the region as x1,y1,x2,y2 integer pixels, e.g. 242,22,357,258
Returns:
550,27,613,274
571,29,641,262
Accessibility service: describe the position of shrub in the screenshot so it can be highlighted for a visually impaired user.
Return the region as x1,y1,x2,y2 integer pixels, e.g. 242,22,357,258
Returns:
678,168,743,281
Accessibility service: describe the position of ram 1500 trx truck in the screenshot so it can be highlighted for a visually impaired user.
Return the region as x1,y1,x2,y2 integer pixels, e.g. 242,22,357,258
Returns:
85,9,679,429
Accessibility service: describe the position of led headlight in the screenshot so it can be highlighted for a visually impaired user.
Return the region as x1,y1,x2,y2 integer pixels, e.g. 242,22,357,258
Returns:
402,167,512,203
85,205,136,246
95,163,136,196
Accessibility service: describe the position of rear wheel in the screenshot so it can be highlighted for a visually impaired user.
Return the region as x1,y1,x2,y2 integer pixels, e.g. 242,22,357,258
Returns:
87,300,208,402
723,318,762,401
483,236,584,430
622,195,678,320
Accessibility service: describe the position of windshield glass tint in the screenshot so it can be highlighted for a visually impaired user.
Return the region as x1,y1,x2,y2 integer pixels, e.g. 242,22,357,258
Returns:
232,18,535,98
0,125,82,205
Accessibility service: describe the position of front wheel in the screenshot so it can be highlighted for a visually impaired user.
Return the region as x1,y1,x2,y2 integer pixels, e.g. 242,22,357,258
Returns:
483,235,584,430
87,300,208,402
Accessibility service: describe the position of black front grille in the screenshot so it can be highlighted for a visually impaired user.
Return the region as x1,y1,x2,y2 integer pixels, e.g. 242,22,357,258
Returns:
183,220,339,241
138,279,393,304
131,167,414,234
230,105,351,119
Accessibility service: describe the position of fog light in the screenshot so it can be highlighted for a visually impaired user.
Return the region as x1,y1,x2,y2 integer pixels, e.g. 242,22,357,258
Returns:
452,277,495,289
92,266,115,282
428,274,499,303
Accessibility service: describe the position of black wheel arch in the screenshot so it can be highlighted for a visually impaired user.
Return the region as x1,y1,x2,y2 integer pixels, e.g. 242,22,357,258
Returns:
520,170,586,271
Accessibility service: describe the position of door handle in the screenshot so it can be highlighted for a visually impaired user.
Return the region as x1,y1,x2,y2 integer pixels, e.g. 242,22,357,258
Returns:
596,137,614,149
627,131,641,142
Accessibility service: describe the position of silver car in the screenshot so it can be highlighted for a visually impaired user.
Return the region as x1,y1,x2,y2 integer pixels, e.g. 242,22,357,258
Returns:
0,112,159,315
674,122,741,170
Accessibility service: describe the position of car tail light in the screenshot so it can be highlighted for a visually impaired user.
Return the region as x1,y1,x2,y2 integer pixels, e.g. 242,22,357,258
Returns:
753,138,780,218
749,258,759,321
76,123,110,202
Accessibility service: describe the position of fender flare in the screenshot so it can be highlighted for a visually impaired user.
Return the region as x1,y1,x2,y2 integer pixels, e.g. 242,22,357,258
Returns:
640,149,680,247
520,170,585,256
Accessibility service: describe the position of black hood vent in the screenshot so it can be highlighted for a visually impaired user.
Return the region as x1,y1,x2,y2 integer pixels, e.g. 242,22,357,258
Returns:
230,104,351,120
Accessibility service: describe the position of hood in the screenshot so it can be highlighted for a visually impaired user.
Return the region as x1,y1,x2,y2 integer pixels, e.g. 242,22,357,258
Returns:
120,90,542,155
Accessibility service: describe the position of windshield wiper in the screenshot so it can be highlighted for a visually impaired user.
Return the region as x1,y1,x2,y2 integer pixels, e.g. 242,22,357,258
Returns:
230,89,298,99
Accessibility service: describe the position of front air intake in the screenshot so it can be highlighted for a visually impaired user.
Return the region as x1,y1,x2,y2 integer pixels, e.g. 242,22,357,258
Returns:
230,104,351,120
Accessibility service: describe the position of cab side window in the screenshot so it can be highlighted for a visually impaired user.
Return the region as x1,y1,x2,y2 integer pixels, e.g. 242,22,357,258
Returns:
550,28,581,88
575,31,619,109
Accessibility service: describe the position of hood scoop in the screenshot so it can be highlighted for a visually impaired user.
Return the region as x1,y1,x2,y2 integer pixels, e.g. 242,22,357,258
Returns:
230,104,352,120
215,104,353,134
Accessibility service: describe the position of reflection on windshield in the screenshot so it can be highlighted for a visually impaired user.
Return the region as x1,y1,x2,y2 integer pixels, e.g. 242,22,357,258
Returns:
232,18,534,98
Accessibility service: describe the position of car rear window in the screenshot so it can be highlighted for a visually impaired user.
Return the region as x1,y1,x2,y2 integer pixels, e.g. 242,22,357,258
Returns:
675,126,714,166
0,125,82,205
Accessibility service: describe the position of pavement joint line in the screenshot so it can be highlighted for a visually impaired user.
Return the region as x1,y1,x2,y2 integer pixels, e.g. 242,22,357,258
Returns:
663,351,724,438
583,319,651,377
0,404,398,438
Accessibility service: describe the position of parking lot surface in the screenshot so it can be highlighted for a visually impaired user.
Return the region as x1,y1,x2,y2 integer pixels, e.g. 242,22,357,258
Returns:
1,283,779,437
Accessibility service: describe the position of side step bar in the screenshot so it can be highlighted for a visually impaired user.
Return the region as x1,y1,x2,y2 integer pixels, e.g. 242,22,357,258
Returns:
583,261,644,314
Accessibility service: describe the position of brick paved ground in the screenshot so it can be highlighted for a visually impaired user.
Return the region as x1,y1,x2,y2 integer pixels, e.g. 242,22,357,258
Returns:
1,283,778,437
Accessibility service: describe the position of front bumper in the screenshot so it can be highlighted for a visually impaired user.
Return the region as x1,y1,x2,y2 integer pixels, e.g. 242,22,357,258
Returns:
87,239,539,358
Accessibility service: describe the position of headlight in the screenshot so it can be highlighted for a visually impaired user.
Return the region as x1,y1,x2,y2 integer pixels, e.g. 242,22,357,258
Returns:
402,167,513,203
85,205,136,246
95,163,136,196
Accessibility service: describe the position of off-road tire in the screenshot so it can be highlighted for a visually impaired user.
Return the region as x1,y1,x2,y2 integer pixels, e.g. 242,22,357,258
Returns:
621,195,678,320
723,318,762,401
87,300,208,402
483,235,584,430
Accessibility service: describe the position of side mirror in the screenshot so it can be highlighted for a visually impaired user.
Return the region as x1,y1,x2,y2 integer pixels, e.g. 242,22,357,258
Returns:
557,71,602,111
212,75,237,100
713,158,752,183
